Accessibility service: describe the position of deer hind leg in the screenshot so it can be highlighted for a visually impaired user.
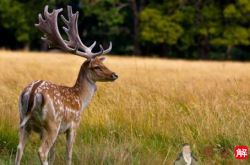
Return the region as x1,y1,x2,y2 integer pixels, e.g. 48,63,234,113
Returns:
38,126,59,165
66,127,77,165
15,127,30,165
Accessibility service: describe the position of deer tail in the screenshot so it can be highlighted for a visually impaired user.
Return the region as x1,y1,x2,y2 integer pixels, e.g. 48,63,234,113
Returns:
20,93,43,128
19,81,44,128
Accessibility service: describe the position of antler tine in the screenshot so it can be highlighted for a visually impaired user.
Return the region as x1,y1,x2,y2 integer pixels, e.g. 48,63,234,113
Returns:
44,5,51,19
103,42,112,54
81,44,104,58
89,41,97,50
91,42,112,58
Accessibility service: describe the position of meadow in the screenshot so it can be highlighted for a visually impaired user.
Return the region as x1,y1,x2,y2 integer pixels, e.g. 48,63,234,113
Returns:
0,51,249,164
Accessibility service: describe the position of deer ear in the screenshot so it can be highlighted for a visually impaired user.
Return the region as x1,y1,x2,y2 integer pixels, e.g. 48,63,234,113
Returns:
99,56,106,62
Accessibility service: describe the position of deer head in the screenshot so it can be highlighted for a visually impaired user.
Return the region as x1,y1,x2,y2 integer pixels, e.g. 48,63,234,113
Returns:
81,57,118,83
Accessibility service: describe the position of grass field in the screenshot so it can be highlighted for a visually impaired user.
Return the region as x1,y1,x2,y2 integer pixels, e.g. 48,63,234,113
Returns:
0,50,250,164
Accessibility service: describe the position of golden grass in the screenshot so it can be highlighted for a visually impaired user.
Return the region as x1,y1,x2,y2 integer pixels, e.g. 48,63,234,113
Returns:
0,50,250,164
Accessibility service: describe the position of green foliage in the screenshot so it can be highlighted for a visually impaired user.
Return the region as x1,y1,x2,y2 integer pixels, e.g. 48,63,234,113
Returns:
238,0,250,13
82,0,125,35
199,5,221,36
0,0,49,48
224,4,242,19
79,0,128,53
0,0,29,43
212,26,250,46
140,8,183,45
175,6,196,51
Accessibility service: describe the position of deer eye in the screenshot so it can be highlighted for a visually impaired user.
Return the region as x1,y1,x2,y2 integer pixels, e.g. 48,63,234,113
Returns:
93,66,101,70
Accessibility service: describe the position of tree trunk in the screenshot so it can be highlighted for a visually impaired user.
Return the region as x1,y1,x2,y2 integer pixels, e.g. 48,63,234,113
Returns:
201,35,210,59
195,0,205,59
162,44,169,57
129,0,142,55
226,45,233,60
41,42,48,51
24,43,30,51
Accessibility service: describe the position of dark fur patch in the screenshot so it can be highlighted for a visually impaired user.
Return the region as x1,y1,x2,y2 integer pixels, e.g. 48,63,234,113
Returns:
27,81,44,115
20,91,28,111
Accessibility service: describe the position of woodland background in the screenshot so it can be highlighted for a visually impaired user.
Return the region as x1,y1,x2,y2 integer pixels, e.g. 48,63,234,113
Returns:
0,0,250,60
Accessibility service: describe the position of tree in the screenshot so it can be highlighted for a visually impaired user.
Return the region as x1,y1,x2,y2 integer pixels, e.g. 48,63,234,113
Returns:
211,0,250,59
0,0,30,48
128,0,145,55
139,7,183,56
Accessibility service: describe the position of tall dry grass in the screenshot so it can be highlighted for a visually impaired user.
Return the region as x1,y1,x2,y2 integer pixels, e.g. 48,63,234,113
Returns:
0,50,250,164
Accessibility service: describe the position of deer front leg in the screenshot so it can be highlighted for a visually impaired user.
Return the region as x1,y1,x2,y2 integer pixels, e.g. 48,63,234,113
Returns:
15,127,30,165
66,127,77,165
38,126,59,165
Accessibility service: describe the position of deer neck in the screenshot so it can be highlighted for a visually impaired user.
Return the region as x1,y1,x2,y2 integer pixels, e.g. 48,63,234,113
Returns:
73,68,96,112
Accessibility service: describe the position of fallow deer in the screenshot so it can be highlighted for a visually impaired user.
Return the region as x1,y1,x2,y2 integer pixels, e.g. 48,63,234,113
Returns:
15,5,118,165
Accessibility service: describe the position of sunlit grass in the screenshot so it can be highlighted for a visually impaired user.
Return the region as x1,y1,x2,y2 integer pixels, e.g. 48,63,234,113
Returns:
0,50,250,164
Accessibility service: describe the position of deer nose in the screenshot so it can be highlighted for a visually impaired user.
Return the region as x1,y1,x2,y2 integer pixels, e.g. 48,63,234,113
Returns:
111,73,118,80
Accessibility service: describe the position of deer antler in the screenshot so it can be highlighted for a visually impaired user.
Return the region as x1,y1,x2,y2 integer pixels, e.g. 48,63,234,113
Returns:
35,5,112,59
